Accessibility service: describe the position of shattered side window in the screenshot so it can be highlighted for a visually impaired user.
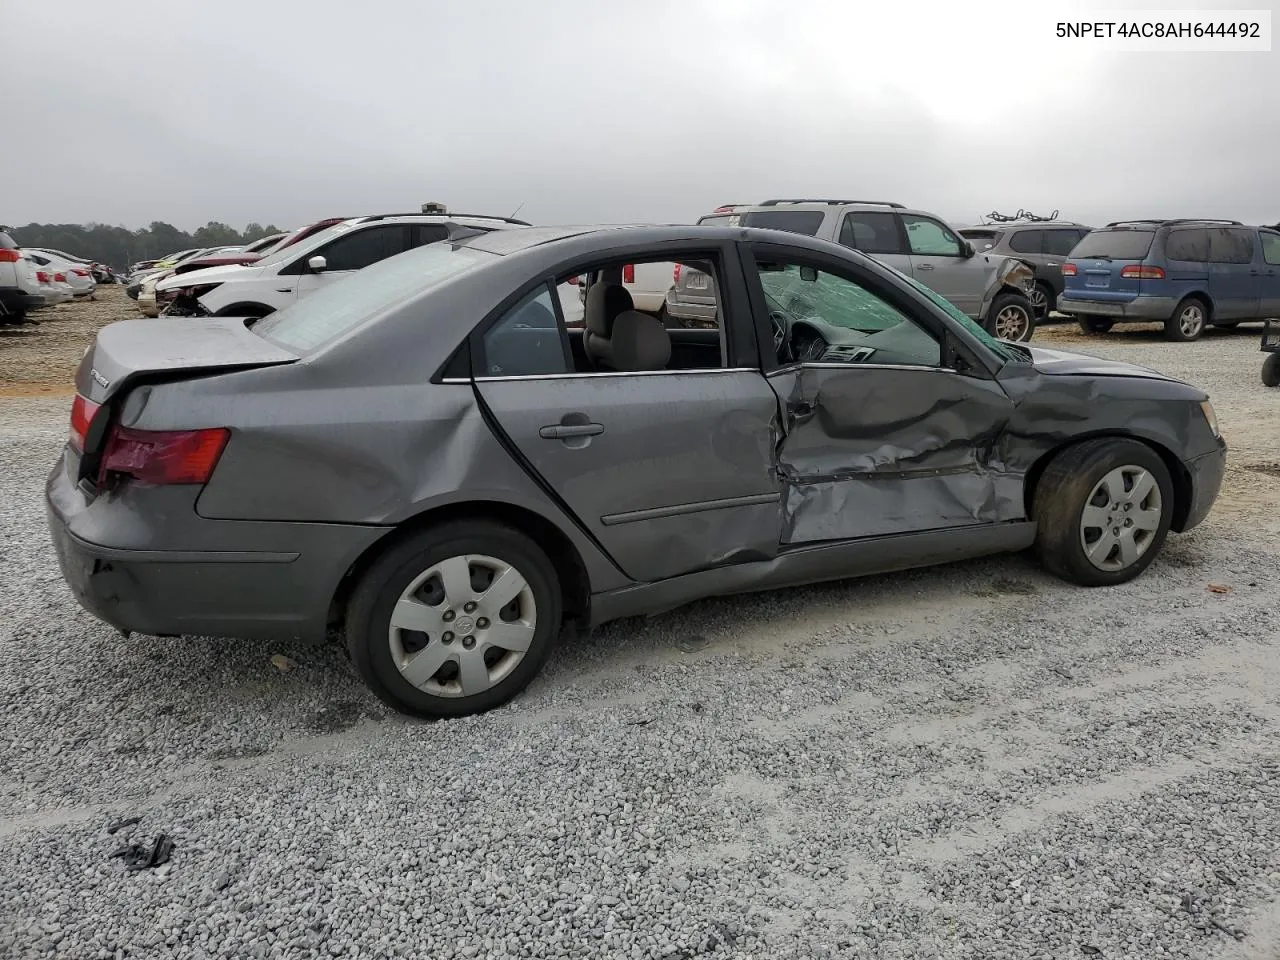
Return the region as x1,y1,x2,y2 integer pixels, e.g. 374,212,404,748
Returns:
901,275,1021,363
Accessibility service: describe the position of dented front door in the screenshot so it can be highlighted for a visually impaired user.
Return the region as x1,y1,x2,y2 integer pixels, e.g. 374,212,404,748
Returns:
766,365,1020,543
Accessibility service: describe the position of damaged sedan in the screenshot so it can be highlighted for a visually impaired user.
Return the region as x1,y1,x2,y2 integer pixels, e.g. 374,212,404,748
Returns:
46,223,1226,718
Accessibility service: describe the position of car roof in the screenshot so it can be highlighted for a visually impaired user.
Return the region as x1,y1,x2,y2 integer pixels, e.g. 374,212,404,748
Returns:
960,221,1090,231
731,199,923,216
455,222,858,259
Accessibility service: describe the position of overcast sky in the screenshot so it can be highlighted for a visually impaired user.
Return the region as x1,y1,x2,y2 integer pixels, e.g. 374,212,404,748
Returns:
2,0,1276,231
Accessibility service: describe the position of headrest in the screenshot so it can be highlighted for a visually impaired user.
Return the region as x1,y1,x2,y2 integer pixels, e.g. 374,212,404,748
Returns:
584,282,634,337
608,311,671,372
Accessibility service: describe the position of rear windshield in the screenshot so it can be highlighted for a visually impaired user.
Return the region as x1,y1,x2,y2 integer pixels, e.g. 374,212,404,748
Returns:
0,232,17,250
959,229,998,251
740,210,826,236
254,243,490,353
1070,229,1154,260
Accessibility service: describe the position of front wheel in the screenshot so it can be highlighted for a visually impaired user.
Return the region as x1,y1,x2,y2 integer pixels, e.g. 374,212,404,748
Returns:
1263,353,1280,388
1077,315,1114,334
1032,438,1174,587
988,292,1036,342
345,521,562,718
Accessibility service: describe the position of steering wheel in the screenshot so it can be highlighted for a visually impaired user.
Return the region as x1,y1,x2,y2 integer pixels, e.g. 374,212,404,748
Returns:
769,310,792,363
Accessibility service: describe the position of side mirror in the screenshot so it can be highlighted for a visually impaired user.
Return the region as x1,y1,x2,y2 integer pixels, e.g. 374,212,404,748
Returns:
799,266,819,282
961,241,976,258
308,255,328,272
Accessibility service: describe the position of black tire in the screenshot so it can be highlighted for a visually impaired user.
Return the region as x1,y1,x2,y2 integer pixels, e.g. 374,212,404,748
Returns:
1263,353,1280,388
1032,438,1174,587
1077,315,1114,334
1164,296,1209,342
987,291,1036,342
1030,282,1055,318
345,520,562,718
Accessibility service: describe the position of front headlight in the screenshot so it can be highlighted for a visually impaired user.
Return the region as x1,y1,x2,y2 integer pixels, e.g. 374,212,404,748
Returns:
1200,399,1219,438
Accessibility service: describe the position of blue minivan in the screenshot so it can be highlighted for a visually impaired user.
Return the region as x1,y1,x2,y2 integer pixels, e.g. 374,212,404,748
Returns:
1057,219,1280,341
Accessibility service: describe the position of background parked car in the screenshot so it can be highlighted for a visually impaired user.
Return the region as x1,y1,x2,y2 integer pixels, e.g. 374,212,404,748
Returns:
157,212,528,319
1057,219,1280,341
0,229,44,324
958,217,1093,318
23,251,97,299
727,199,1039,341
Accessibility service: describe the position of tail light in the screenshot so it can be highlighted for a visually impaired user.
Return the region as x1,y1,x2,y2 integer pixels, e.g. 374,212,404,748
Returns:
69,394,101,452
712,205,739,213
36,271,51,283
622,264,635,284
98,423,230,485
72,268,90,277
1120,265,1165,279
54,272,66,283
673,263,682,284
1061,263,1077,276
0,249,20,263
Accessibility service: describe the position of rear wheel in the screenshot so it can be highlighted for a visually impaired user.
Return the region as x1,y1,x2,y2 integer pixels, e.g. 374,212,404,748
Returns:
1077,315,1114,334
988,292,1036,342
345,521,562,718
1032,438,1173,587
1029,282,1055,318
1263,354,1280,388
1165,297,1208,342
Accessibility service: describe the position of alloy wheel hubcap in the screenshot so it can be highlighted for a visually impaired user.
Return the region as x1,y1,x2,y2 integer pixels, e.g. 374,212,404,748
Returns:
995,306,1029,340
1029,287,1047,312
1180,306,1204,337
1079,466,1162,571
388,554,536,698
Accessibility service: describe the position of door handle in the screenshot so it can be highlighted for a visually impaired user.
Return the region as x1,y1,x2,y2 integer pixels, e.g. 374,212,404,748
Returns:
917,263,935,271
539,422,604,440
1046,261,1059,267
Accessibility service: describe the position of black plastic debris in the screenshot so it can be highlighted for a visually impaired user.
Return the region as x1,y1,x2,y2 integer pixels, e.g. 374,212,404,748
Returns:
105,815,141,835
1081,947,1101,956
110,834,175,871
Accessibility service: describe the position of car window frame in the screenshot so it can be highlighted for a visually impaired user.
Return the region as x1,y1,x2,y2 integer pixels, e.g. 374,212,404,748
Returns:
1207,226,1255,265
278,223,412,276
901,214,966,258
1165,227,1210,262
1260,229,1280,266
463,240,760,382
837,210,909,256
476,280,575,378
1008,230,1044,255
738,240,1001,380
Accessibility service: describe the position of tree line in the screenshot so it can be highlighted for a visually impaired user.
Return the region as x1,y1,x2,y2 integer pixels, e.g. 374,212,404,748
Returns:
3,221,285,270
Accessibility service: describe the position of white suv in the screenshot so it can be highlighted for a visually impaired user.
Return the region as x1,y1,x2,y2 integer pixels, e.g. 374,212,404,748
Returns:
156,213,527,318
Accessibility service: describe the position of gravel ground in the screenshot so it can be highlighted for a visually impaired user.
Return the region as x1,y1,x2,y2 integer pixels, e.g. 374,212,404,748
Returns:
1,305,1279,959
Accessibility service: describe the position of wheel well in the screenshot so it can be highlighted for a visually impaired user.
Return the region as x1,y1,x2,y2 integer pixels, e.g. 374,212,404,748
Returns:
326,501,592,632
1023,433,1194,531
1175,292,1212,320
215,302,273,317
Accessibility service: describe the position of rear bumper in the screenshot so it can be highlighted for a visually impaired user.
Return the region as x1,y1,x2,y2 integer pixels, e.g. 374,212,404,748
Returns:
665,289,718,324
1177,440,1227,532
45,452,387,643
1057,295,1179,320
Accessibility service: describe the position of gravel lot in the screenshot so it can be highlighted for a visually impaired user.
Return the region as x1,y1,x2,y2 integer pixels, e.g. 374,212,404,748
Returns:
2,297,1279,959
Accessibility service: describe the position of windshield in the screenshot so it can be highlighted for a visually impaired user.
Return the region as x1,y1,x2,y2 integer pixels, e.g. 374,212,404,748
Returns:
900,274,1021,363
254,243,490,353
1071,229,1154,260
254,221,358,268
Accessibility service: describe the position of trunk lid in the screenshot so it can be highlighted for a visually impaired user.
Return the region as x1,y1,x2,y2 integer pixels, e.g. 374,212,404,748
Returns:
1062,227,1155,303
76,317,297,405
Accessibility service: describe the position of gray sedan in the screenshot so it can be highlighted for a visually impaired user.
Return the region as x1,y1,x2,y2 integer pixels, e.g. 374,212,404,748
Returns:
46,224,1227,718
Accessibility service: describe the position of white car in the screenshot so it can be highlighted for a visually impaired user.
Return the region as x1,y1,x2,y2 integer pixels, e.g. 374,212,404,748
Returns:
1,230,45,323
24,251,96,298
137,246,245,317
156,213,526,318
32,266,73,304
